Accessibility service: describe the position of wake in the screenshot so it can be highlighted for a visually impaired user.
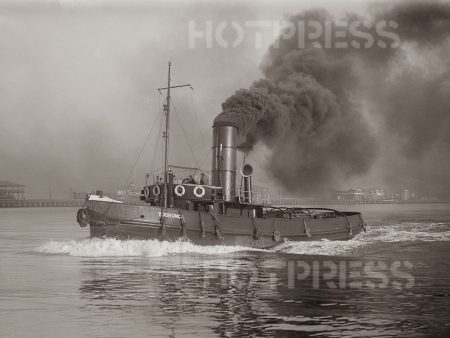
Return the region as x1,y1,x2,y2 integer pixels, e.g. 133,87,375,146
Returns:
272,222,450,256
37,238,257,257
36,222,450,258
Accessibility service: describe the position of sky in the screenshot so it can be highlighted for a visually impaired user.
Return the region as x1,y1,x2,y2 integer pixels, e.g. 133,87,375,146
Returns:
0,0,448,199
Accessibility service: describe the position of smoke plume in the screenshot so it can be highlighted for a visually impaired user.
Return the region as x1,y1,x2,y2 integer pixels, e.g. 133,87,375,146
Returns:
218,0,450,197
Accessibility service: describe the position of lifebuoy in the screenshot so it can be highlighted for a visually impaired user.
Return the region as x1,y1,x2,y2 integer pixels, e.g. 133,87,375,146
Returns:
152,185,161,196
174,185,185,197
193,185,206,198
77,208,89,227
144,186,150,199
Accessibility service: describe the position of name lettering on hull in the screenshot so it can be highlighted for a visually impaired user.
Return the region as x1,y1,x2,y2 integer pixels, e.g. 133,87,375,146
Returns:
158,211,182,219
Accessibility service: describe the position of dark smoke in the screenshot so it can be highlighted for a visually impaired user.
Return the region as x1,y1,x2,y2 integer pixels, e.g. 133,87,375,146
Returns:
219,0,450,197
369,1,450,198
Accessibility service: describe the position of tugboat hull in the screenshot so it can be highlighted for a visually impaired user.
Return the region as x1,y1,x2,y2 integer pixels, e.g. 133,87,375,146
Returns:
82,198,365,249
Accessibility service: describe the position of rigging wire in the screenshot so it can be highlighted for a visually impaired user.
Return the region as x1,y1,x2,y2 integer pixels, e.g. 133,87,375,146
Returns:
188,89,210,154
150,96,164,174
121,108,162,191
159,92,166,176
160,110,165,175
171,79,192,86
151,120,163,170
170,97,200,168
188,88,213,176
198,147,212,174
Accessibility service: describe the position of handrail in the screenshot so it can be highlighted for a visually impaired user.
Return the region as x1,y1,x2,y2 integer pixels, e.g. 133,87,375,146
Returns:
236,189,270,204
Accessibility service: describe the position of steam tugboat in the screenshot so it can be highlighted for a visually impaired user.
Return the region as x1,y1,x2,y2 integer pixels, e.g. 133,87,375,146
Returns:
77,63,366,248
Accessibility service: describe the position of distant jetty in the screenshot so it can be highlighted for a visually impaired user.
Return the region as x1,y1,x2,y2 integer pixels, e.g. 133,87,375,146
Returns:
1,180,85,208
0,199,84,208
269,198,449,206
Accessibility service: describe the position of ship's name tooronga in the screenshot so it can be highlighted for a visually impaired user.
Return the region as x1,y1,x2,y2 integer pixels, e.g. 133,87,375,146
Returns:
158,211,182,219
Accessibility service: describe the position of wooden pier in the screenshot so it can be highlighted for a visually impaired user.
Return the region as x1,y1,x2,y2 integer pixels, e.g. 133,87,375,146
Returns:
0,199,84,208
269,198,397,206
268,198,447,206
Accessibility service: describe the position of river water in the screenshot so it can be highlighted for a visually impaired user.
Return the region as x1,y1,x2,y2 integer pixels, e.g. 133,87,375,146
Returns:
1,204,449,337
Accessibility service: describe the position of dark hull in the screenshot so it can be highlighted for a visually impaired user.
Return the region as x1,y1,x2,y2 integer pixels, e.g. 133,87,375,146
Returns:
82,200,365,249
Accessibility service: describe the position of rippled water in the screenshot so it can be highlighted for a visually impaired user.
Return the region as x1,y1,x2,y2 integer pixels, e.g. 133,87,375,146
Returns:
1,204,450,337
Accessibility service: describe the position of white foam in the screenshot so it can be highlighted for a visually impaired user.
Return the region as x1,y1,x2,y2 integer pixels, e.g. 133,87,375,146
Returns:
272,222,450,256
37,238,257,257
361,222,450,242
37,222,450,258
270,238,366,256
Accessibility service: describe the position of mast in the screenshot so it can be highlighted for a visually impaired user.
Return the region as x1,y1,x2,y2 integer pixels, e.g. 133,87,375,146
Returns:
157,62,192,208
163,62,171,208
